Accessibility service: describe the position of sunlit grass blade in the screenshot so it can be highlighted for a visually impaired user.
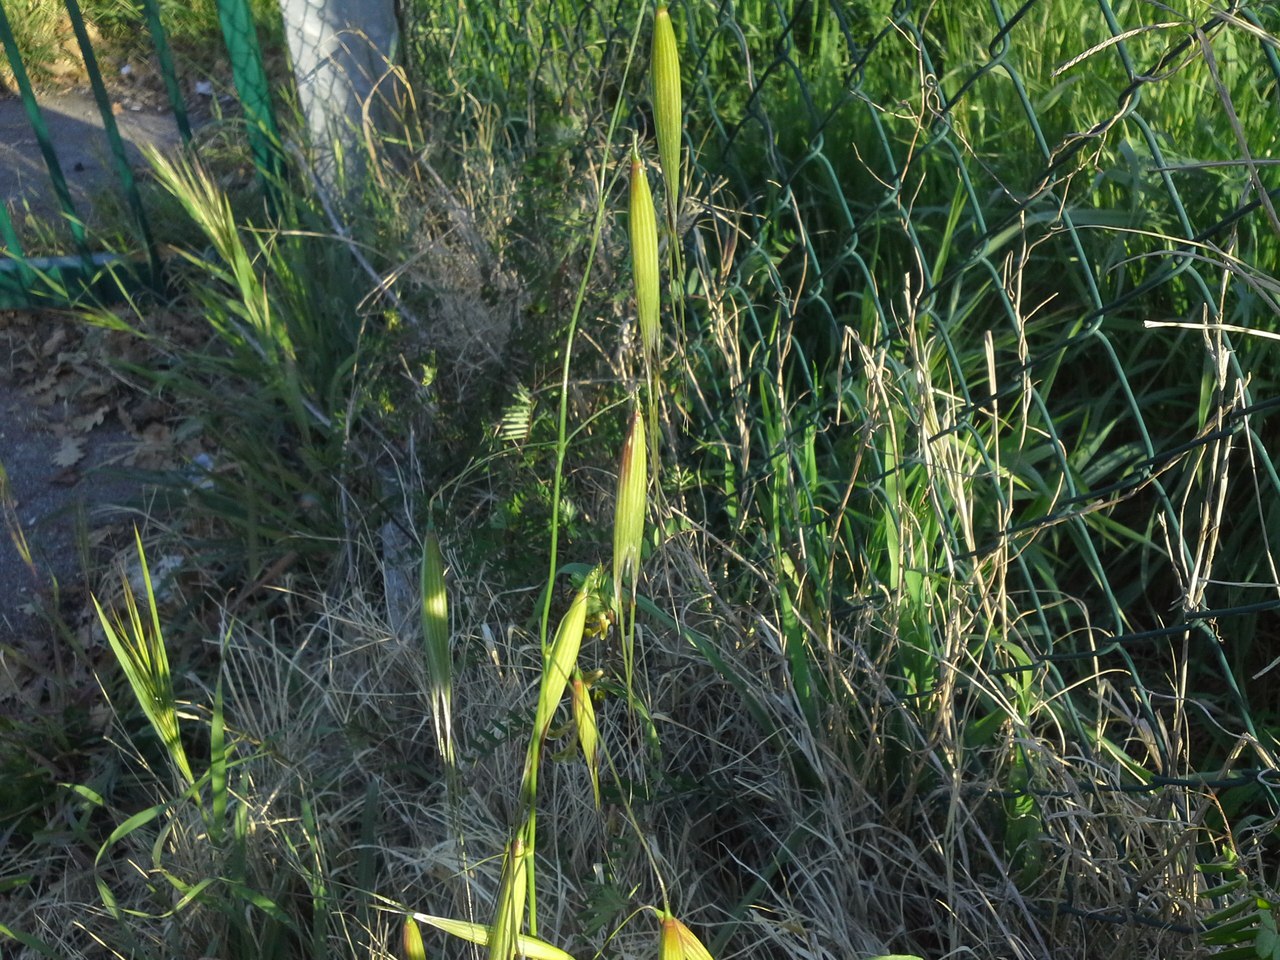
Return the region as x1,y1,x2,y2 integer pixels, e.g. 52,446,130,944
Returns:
630,139,660,366
209,675,228,843
651,3,682,225
420,529,454,765
93,528,195,787
411,910,576,960
0,460,34,573
571,668,601,808
658,910,715,960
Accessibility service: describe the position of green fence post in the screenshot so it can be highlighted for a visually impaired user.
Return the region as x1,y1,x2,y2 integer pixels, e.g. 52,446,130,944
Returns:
215,0,285,209
0,2,90,255
0,208,37,300
139,0,193,143
62,0,161,287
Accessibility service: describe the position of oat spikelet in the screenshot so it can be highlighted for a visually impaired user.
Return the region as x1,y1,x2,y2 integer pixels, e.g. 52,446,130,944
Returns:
630,138,661,366
402,917,427,960
420,529,454,765
652,3,683,224
572,668,602,807
613,405,648,611
658,912,715,960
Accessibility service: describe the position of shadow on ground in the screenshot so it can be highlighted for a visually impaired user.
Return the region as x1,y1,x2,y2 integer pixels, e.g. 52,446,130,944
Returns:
0,91,184,646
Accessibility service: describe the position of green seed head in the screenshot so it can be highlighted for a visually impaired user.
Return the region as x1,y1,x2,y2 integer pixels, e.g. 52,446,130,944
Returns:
630,140,661,364
613,405,648,610
652,4,683,222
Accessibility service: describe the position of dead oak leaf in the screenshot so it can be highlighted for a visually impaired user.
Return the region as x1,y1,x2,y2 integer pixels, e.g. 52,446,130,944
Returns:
69,405,109,433
52,435,85,468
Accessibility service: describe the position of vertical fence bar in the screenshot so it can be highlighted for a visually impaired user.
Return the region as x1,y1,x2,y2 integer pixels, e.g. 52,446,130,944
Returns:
139,0,193,143
62,0,161,285
0,1,90,256
215,0,285,208
0,203,37,298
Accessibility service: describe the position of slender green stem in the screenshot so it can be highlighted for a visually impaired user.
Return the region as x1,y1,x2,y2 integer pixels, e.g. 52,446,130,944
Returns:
536,9,647,652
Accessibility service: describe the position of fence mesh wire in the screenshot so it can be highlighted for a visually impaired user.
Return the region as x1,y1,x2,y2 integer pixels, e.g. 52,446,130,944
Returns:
686,0,1280,823
0,0,278,305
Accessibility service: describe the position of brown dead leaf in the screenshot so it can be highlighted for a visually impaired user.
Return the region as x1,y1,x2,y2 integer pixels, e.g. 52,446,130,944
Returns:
40,327,67,357
124,421,174,468
70,405,109,433
0,654,45,710
52,436,85,468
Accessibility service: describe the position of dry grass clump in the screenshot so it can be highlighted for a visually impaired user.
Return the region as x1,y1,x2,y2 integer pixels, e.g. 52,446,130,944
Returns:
3,466,1241,959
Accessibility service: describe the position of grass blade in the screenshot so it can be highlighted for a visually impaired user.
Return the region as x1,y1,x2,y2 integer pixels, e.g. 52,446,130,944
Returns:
488,832,530,960
412,910,576,960
93,528,194,787
420,529,455,765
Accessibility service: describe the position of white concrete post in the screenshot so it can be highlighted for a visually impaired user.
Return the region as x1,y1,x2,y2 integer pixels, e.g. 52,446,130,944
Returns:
278,0,399,198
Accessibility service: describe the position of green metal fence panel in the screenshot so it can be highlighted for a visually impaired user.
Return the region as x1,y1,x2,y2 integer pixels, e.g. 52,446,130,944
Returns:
140,0,192,143
216,0,285,207
0,3,91,256
0,0,283,308
64,0,160,279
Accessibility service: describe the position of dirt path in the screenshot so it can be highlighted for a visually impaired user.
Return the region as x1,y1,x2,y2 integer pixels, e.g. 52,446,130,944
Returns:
0,90,184,226
0,377,134,641
1,91,185,649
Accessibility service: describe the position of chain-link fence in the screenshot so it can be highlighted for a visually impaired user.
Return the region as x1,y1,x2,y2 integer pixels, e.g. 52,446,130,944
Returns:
695,0,1280,789
403,0,1280,939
